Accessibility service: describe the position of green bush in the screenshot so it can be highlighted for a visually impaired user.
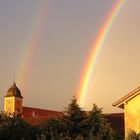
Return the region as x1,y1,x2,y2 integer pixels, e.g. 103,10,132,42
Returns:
127,130,140,140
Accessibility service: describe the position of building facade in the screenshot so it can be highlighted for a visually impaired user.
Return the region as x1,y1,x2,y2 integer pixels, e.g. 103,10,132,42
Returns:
3,82,124,132
113,86,140,137
3,82,63,124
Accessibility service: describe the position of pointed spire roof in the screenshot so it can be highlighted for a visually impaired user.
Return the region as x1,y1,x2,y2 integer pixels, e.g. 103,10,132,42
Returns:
5,82,23,98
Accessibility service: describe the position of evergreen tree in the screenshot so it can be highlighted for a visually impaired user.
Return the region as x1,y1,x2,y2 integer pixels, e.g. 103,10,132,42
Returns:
88,104,115,140
62,97,89,139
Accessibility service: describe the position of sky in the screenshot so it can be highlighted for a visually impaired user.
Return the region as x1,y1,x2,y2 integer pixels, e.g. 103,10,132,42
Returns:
0,0,140,113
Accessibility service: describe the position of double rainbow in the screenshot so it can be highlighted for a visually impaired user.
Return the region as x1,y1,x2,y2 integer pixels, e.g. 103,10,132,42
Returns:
77,0,126,107
16,1,125,105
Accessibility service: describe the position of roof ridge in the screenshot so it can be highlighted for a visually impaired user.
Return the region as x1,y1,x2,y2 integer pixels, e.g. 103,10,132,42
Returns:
23,106,61,112
113,86,140,108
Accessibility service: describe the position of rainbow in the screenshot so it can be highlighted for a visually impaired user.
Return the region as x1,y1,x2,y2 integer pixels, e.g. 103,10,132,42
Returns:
77,0,126,107
16,4,47,92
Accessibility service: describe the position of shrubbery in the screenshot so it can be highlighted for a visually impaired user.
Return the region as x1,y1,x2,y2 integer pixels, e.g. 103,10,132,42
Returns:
126,130,140,140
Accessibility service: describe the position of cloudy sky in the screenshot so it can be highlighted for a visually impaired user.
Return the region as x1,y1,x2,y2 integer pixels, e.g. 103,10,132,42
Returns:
0,0,140,113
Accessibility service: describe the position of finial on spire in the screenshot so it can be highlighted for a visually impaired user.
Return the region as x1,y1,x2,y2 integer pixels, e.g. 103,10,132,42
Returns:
13,73,16,86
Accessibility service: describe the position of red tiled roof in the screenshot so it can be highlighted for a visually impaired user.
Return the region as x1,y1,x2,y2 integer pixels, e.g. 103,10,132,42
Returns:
103,113,124,136
22,106,63,124
21,106,124,133
112,86,140,109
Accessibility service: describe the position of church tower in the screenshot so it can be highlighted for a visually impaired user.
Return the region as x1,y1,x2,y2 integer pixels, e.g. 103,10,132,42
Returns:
4,82,23,114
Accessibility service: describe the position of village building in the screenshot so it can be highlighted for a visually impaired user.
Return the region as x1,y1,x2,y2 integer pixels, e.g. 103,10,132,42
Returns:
113,86,140,137
4,82,63,124
4,82,124,134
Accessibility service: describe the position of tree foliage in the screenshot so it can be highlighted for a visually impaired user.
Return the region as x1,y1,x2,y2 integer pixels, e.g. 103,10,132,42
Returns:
40,97,117,140
62,97,88,138
87,104,115,140
41,118,63,139
0,98,122,140
0,112,41,140
126,130,140,140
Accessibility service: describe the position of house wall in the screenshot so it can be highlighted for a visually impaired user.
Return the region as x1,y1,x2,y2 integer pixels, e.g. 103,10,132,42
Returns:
124,93,140,136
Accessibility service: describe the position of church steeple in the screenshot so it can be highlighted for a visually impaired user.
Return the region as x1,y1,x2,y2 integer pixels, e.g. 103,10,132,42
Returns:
4,82,23,114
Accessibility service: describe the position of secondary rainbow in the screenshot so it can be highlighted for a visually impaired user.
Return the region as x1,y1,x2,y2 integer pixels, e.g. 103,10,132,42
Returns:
77,0,126,107
16,4,47,92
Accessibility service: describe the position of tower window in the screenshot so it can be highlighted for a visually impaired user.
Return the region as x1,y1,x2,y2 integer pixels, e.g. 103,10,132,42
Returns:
8,100,10,104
